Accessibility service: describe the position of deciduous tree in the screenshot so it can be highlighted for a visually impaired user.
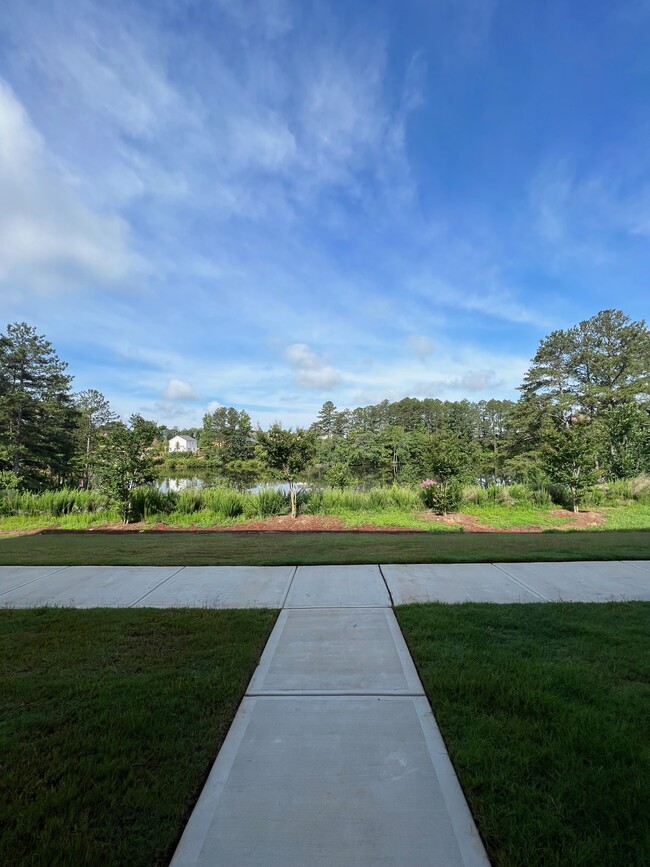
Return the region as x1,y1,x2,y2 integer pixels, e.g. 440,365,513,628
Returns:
256,425,316,517
94,415,158,522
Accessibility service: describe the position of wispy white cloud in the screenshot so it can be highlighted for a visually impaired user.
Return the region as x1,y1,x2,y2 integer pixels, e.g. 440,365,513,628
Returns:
285,343,343,389
451,369,503,391
2,0,641,433
161,378,200,401
529,155,650,261
0,79,143,292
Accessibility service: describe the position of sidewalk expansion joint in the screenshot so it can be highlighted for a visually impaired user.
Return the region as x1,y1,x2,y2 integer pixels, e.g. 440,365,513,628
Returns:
128,566,186,607
623,560,649,573
283,604,391,610
279,565,298,607
377,563,396,607
0,566,69,598
246,690,426,697
492,562,551,602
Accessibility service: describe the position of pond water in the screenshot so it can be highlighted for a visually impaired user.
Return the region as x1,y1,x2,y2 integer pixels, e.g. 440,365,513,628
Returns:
246,482,311,495
157,477,208,493
157,478,311,495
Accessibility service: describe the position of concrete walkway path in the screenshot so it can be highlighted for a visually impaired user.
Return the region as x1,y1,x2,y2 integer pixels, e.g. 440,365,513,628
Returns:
171,566,489,866
1,560,648,608
3,561,648,864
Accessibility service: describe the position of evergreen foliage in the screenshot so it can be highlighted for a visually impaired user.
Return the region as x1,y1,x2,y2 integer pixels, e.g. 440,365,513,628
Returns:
0,322,77,488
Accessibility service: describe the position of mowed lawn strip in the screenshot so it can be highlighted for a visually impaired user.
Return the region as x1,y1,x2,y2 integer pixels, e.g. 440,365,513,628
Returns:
396,602,650,867
1,529,650,565
0,608,277,866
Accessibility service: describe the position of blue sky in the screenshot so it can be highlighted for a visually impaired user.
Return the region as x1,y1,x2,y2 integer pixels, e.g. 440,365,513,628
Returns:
0,0,649,428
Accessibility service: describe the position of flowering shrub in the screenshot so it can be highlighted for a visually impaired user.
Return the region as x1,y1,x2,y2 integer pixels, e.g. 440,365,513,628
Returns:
420,478,462,515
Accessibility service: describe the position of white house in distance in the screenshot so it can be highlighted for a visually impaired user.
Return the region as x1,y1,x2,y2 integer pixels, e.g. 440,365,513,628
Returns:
168,434,198,453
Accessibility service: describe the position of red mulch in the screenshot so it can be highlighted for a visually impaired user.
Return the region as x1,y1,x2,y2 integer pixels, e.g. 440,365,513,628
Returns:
24,508,608,535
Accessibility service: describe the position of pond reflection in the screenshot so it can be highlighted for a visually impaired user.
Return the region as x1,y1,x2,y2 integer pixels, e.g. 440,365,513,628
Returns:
158,477,207,493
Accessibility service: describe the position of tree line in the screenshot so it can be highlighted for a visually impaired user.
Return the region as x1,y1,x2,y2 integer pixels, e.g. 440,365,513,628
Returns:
1,310,648,517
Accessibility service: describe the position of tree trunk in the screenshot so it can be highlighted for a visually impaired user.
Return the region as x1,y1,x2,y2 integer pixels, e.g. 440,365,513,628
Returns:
290,484,297,518
12,405,22,475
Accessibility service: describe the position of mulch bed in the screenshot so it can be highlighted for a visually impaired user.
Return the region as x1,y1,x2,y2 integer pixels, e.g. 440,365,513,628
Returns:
27,509,606,535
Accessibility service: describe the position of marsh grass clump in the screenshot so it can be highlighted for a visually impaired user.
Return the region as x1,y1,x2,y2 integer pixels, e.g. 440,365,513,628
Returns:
0,488,111,517
249,488,289,518
201,488,245,519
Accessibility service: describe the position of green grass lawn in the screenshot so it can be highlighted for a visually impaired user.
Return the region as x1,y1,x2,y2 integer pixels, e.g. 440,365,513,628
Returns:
1,528,649,565
0,608,277,866
397,602,650,867
462,504,578,528
600,503,650,530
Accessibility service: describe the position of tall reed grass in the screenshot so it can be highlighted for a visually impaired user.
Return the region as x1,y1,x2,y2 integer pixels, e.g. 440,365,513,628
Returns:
2,475,648,522
302,486,421,514
0,488,111,517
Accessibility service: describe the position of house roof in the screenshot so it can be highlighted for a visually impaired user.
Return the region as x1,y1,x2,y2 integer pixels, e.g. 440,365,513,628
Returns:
170,434,197,442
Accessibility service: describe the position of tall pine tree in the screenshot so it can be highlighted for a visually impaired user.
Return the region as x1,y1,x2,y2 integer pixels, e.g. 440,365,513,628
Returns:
0,323,77,487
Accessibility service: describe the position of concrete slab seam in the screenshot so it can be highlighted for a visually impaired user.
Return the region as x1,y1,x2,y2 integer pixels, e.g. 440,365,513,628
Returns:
279,565,298,608
492,563,551,602
128,566,186,607
622,560,650,573
377,563,396,606
246,689,427,697
283,604,392,610
0,566,70,598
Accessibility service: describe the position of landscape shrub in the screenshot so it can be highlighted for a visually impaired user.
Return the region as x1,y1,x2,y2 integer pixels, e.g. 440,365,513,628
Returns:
631,474,650,503
531,488,552,507
385,486,420,510
320,489,368,512
544,483,573,510
249,488,289,518
462,483,552,508
128,487,175,521
202,488,245,519
462,485,488,506
507,483,534,503
605,478,634,502
175,489,205,515
421,478,463,515
581,487,606,508
299,489,323,515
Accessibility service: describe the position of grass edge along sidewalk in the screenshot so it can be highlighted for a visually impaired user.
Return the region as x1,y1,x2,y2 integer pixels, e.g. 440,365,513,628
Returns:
1,528,649,565
397,601,650,867
0,607,278,867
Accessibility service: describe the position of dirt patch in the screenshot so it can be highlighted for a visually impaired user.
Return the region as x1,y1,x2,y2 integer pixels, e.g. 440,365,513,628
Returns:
0,525,58,538
28,508,606,535
417,512,539,533
415,509,605,534
549,509,605,528
38,515,424,534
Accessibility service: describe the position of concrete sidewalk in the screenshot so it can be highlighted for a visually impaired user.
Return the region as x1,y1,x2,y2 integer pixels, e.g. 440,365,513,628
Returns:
1,560,648,608
3,561,648,864
171,566,489,866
